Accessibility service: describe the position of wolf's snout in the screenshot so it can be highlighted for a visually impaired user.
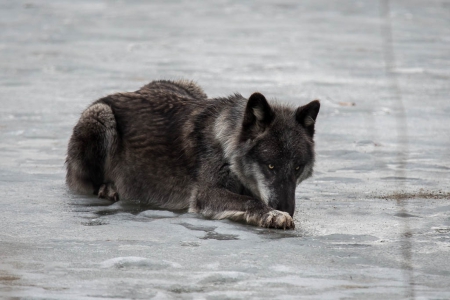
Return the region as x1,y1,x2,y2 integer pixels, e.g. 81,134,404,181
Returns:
270,184,296,217
276,202,295,217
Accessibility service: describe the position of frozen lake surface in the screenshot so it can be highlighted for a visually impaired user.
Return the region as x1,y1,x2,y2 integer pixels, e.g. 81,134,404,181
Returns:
1,0,450,299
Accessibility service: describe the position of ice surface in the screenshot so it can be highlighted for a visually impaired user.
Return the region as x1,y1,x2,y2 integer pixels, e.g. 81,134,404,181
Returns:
1,0,450,299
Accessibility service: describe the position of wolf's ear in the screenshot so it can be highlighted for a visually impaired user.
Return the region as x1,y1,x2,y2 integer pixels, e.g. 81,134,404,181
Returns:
242,92,274,139
296,100,320,136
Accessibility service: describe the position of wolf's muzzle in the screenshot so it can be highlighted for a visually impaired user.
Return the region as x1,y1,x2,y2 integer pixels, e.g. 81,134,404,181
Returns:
272,183,296,217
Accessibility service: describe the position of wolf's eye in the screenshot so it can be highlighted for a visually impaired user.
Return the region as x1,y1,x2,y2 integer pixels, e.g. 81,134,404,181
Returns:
295,166,300,171
268,164,275,170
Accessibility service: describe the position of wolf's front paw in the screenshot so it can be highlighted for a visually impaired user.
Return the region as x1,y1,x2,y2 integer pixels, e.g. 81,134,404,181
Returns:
97,182,119,202
260,210,295,230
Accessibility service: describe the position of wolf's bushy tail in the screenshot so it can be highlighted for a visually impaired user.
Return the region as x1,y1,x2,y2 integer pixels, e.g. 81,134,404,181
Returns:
66,102,117,194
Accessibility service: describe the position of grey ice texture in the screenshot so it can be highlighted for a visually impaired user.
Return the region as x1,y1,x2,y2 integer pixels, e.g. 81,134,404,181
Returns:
1,0,450,299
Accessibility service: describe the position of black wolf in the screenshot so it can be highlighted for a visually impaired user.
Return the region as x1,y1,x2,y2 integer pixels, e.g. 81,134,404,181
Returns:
66,80,320,229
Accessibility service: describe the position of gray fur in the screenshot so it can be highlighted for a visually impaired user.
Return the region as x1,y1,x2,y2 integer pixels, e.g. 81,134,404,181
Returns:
66,80,320,229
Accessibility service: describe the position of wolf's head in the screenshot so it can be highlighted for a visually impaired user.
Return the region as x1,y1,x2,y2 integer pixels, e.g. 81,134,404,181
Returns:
230,93,320,217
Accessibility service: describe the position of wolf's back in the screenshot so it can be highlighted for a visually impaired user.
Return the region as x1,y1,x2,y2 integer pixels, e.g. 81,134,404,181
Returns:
67,80,209,208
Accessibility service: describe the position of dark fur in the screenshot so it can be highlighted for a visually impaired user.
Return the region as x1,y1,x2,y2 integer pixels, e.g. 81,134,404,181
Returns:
66,80,320,229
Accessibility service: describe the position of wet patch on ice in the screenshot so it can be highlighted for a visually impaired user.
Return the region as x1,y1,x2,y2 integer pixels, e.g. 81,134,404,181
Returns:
138,210,179,219
177,222,238,240
100,257,178,270
169,285,205,294
353,140,382,153
0,272,20,284
378,190,450,200
253,229,304,239
315,234,380,250
319,234,379,241
237,224,307,239
81,218,109,226
178,222,216,232
314,176,364,184
94,201,151,216
340,285,370,290
69,198,147,215
180,241,201,247
380,176,423,182
70,199,112,208
197,272,247,284
327,243,372,249
200,231,239,240
165,272,250,295
317,234,379,247
83,201,183,221
433,227,450,234
394,212,420,218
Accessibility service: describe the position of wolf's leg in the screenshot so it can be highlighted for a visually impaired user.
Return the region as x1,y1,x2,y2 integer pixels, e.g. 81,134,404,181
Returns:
66,103,117,196
190,188,295,229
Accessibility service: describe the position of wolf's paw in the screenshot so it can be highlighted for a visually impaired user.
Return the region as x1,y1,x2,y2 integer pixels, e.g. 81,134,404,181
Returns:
260,210,295,230
97,182,119,202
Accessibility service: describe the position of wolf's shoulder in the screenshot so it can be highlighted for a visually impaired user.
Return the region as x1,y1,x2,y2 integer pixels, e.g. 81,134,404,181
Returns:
138,79,208,100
